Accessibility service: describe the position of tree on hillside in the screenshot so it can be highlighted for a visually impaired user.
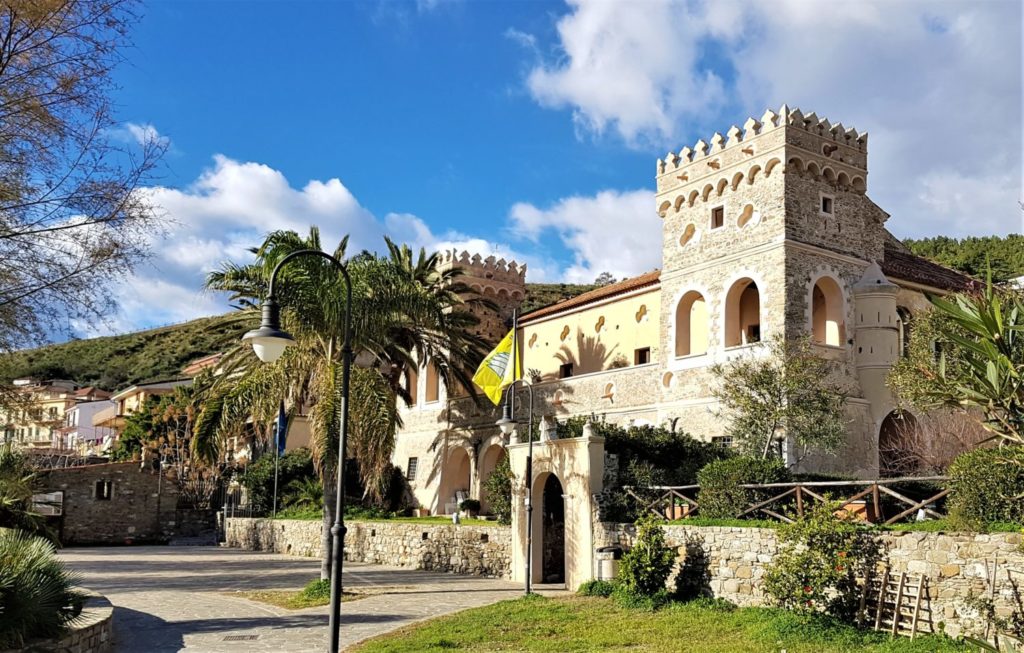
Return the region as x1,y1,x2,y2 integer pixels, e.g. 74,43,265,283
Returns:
0,0,164,350
903,234,1024,283
711,336,848,462
196,228,491,579
594,272,617,286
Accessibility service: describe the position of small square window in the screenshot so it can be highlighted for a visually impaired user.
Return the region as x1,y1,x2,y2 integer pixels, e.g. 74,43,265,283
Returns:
634,347,651,365
711,206,725,229
712,436,734,449
558,363,574,379
406,457,418,481
94,480,113,501
820,194,834,215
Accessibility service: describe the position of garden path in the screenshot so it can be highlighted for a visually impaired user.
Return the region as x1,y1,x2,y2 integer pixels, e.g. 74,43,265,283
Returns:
60,545,548,652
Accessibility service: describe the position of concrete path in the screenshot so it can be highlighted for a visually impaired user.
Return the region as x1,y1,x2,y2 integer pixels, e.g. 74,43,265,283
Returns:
60,546,546,652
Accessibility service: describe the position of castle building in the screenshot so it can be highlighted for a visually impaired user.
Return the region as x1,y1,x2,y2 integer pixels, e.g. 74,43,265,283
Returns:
391,105,971,519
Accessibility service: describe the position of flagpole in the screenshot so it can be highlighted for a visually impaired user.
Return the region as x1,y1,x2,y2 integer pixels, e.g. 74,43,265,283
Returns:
272,400,282,518
510,308,518,419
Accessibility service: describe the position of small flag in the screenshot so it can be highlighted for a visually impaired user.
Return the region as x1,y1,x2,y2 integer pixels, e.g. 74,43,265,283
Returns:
472,329,520,405
276,402,288,455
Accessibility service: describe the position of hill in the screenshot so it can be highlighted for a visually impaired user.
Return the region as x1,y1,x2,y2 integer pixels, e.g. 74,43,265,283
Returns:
903,234,1024,283
0,314,252,391
0,283,597,391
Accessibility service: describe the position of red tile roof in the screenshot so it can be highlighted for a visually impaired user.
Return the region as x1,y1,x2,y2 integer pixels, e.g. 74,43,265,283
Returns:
520,270,661,323
881,247,975,292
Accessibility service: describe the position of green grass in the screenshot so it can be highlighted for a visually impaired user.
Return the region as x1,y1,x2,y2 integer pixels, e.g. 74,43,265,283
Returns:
231,579,363,609
351,595,967,653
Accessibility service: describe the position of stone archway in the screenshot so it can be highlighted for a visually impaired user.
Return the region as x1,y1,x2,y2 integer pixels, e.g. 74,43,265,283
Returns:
539,473,565,584
439,446,471,514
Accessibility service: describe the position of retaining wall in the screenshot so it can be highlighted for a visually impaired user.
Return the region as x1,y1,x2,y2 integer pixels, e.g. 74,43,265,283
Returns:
225,517,512,578
596,523,1024,639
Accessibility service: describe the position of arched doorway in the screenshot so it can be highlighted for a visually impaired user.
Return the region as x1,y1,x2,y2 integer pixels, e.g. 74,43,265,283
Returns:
724,278,761,347
539,473,565,584
879,411,920,477
440,446,471,514
478,444,507,514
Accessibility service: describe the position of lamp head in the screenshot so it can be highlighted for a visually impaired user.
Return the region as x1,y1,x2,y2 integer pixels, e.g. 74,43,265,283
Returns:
495,402,516,436
242,299,295,363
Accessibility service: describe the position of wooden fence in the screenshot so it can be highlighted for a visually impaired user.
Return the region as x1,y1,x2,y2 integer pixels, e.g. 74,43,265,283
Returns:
623,476,950,525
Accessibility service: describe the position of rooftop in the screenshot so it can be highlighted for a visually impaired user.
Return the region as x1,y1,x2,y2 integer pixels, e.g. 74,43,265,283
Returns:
520,270,661,323
881,247,975,292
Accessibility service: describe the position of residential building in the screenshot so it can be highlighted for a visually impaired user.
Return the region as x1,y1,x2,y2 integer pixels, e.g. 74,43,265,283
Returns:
1,379,110,450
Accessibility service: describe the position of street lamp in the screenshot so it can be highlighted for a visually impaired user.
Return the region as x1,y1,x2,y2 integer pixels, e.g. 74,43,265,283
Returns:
496,379,533,595
241,248,353,653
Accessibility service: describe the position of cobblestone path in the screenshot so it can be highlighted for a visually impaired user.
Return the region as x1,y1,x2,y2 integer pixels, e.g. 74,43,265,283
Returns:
60,546,540,652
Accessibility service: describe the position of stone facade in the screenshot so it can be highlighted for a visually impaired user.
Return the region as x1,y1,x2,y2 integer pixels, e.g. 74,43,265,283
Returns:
39,462,215,545
225,517,512,579
596,522,1024,639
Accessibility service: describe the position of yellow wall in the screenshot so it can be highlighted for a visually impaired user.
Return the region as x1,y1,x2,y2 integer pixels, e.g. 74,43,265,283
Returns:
520,289,660,380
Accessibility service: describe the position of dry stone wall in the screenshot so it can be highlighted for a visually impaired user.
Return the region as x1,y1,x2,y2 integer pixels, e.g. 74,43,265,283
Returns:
596,523,1024,639
225,518,512,579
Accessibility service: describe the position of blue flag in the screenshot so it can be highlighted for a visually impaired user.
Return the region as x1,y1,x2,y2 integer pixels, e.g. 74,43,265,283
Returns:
276,402,288,455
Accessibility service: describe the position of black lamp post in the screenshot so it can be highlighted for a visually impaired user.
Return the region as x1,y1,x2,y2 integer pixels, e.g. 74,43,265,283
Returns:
495,379,533,595
241,248,353,653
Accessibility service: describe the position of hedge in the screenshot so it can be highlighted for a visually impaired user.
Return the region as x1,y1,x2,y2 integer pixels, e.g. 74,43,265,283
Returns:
947,446,1024,529
697,456,791,519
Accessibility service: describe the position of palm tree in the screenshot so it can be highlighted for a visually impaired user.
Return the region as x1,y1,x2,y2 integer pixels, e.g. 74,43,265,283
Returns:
0,445,46,537
196,227,491,578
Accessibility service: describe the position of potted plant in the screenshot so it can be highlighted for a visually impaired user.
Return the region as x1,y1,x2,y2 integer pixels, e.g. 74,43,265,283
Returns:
459,499,481,518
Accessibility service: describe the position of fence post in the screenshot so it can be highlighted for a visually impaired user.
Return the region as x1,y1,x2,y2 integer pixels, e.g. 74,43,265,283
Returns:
795,485,803,518
872,484,881,523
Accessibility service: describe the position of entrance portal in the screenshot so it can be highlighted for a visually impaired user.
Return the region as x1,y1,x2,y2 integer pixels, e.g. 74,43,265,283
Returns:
541,474,565,584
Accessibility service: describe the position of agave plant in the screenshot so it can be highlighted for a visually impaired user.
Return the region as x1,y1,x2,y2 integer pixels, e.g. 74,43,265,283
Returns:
283,476,324,509
0,529,83,648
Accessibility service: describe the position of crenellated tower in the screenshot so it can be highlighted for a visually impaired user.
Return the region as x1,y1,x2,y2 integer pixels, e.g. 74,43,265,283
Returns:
439,250,527,344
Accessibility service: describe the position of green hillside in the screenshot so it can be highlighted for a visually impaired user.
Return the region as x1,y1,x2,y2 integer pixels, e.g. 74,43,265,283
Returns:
0,283,596,392
0,313,253,391
903,234,1024,282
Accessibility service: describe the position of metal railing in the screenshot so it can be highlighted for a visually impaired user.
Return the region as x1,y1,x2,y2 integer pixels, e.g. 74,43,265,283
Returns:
624,476,950,525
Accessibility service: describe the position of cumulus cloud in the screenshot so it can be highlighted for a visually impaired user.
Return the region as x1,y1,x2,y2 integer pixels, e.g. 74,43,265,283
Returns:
516,0,1023,237
509,189,657,283
110,122,170,147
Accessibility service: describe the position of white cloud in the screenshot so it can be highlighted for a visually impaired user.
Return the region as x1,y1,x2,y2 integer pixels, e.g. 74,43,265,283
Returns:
111,122,170,147
516,0,1023,237
509,189,657,283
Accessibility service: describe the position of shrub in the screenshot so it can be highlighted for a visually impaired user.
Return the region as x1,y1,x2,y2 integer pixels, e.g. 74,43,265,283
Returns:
947,446,1024,530
0,529,84,648
297,578,331,602
612,585,670,611
482,454,512,525
0,445,47,537
618,515,676,599
763,502,882,619
697,456,791,519
577,579,616,597
459,499,481,515
237,447,316,515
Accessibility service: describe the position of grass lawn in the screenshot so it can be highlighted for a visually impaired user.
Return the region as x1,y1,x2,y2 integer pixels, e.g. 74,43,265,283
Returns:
229,589,364,609
350,595,967,653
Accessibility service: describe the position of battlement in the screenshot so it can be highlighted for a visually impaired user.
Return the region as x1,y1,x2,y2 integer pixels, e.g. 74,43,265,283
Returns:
657,104,868,183
439,249,527,286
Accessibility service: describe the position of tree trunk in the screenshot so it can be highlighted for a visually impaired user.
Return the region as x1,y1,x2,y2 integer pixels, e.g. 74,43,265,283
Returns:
320,468,335,580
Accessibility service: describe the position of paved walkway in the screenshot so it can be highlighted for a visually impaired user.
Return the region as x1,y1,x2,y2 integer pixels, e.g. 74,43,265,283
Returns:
60,546,546,652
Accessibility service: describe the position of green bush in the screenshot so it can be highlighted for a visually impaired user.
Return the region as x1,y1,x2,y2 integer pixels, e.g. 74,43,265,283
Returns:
612,585,670,611
237,447,316,515
297,578,331,602
762,502,882,619
482,454,512,525
947,446,1024,530
696,456,791,519
577,579,616,597
0,445,48,537
459,499,481,514
618,516,676,600
0,529,84,648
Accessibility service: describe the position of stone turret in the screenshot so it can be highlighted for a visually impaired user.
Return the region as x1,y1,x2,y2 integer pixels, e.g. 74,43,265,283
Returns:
438,249,527,344
852,261,900,421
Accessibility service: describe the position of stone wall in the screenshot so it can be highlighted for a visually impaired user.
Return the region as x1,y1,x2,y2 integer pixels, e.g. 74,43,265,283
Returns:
225,518,512,579
596,523,1024,638
3,592,114,653
40,462,215,545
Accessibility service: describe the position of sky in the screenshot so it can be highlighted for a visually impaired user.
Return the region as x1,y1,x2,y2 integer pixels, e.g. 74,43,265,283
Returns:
92,0,1023,335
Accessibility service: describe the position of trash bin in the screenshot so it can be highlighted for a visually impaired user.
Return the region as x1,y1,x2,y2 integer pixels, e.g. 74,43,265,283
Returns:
595,545,623,581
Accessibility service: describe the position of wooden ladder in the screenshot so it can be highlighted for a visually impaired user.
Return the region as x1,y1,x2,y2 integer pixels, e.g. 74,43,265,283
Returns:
863,570,927,639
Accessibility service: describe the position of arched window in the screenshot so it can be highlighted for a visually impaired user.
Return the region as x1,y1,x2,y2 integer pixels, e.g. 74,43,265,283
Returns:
811,277,845,346
896,307,912,358
675,291,708,357
724,279,760,347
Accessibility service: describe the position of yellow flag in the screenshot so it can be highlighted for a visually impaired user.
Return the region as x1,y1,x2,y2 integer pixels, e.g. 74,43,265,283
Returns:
472,329,520,405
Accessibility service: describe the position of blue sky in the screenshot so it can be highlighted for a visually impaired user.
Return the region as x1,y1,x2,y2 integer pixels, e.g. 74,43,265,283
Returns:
94,0,1023,334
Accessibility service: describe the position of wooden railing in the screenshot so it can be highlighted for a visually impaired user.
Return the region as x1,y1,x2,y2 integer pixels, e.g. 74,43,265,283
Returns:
623,476,950,525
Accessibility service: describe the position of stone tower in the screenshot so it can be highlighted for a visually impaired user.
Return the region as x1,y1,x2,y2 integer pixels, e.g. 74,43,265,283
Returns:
852,262,900,423
653,106,892,472
438,250,527,345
